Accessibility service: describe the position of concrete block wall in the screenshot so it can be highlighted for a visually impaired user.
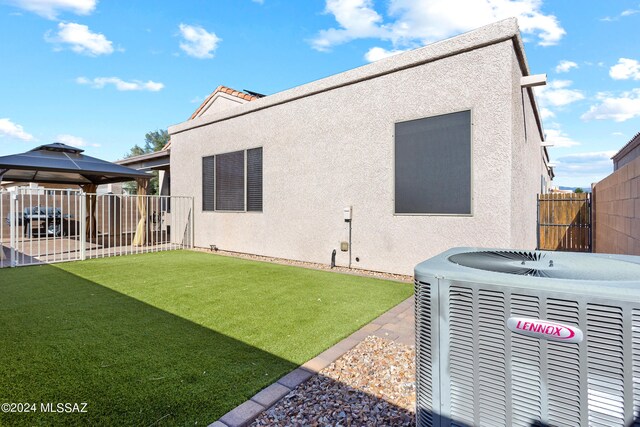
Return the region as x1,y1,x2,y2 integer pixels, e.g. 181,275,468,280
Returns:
593,155,640,255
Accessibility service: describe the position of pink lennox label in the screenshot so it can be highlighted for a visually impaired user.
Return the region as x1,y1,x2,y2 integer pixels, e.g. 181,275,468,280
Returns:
506,317,583,343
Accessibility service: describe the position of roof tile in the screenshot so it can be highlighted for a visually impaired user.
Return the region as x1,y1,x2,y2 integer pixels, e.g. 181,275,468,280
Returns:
189,85,259,120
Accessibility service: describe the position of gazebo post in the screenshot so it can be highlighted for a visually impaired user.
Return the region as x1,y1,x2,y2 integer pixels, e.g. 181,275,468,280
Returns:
132,178,149,246
81,184,98,241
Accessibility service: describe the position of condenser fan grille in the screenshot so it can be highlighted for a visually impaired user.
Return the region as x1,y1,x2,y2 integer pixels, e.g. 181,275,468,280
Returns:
447,250,640,280
448,251,552,277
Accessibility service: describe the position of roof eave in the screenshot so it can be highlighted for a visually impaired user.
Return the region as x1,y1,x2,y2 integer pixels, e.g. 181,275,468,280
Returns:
612,131,640,162
116,149,170,165
0,164,150,179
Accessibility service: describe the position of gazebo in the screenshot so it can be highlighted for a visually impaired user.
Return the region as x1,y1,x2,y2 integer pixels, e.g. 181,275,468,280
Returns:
0,143,152,261
0,143,150,186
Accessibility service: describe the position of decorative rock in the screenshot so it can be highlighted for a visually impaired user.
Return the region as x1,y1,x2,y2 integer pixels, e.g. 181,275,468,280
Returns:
251,336,416,427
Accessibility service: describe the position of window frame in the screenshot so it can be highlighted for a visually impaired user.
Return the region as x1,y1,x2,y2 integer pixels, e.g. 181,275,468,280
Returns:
201,146,263,213
392,108,474,217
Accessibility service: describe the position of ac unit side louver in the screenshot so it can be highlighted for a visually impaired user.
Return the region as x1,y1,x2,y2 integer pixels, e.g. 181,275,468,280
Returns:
415,248,640,427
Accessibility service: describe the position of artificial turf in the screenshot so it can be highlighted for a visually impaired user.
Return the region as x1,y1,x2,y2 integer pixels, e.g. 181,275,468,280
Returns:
0,250,413,426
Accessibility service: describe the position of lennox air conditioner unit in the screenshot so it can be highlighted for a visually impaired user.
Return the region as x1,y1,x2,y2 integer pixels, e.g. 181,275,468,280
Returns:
414,248,640,427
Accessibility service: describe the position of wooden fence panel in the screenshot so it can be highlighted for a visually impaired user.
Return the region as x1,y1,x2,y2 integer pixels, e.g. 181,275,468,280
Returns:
538,193,591,252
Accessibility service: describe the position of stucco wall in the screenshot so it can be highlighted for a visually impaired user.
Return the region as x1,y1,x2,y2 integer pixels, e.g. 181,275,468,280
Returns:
615,144,640,170
593,156,640,255
509,53,544,248
170,35,541,275
199,93,247,118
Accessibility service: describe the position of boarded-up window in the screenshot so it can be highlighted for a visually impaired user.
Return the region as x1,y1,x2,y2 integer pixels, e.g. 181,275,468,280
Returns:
216,150,245,211
395,110,472,214
247,147,263,212
202,156,215,211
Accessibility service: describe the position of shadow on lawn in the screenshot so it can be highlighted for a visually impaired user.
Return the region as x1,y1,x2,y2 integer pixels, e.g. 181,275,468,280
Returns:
0,263,565,427
0,264,299,426
0,263,423,427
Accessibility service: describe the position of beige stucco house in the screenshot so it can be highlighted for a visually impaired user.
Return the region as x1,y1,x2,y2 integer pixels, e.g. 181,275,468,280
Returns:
168,18,551,275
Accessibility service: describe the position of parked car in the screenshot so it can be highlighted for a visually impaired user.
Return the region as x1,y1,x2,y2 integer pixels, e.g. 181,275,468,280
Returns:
5,207,73,237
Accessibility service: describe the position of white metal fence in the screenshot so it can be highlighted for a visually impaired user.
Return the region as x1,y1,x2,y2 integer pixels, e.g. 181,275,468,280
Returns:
0,188,193,268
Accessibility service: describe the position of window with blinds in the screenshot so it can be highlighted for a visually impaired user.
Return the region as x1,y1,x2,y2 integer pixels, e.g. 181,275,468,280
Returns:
201,147,263,212
395,110,472,215
216,150,245,211
202,156,215,211
247,147,263,212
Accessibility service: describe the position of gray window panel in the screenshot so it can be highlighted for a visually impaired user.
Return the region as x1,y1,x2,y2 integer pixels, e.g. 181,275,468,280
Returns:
247,147,263,212
202,156,215,211
216,150,245,211
395,110,471,214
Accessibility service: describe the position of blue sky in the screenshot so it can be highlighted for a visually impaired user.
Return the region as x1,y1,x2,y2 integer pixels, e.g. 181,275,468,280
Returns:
0,0,638,188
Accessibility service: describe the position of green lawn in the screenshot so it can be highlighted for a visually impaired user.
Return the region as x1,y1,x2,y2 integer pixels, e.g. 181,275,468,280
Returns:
0,251,412,426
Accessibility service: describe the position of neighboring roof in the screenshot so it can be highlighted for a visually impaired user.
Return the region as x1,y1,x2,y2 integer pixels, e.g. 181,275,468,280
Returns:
0,143,151,186
116,149,170,171
169,18,545,143
541,146,554,180
160,85,260,152
189,85,259,120
612,131,640,162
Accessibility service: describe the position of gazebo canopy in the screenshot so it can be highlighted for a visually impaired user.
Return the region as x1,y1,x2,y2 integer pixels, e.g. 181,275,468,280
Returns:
0,143,151,185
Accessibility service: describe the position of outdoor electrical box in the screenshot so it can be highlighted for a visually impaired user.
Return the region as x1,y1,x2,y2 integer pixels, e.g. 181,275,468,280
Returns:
340,241,349,252
343,206,352,222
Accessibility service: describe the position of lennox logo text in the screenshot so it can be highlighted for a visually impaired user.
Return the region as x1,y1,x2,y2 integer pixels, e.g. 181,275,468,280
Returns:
506,317,583,343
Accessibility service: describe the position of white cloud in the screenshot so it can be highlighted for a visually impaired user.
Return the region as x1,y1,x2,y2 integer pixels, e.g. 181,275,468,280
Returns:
544,128,580,148
45,22,114,56
252,0,264,3
0,118,34,141
610,58,640,80
364,46,406,62
311,0,566,52
601,8,639,21
612,132,624,136
76,76,164,92
540,107,555,120
5,0,96,19
312,0,385,51
535,79,585,108
581,88,640,122
553,151,615,182
555,60,577,73
55,134,100,148
178,24,221,59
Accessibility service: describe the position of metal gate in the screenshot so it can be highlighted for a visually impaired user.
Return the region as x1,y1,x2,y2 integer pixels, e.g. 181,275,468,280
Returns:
537,192,591,252
1,188,193,268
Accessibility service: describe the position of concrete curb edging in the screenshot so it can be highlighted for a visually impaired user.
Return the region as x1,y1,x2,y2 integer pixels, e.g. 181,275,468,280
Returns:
209,296,414,427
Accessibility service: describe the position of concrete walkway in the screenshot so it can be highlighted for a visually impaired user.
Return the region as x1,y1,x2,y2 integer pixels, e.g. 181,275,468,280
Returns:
210,296,415,427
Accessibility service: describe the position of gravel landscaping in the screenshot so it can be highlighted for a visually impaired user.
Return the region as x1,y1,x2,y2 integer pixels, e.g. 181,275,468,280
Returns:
192,247,413,283
252,336,416,427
